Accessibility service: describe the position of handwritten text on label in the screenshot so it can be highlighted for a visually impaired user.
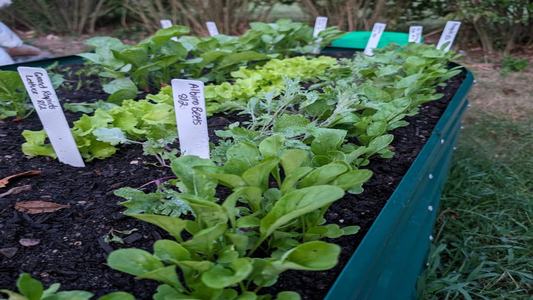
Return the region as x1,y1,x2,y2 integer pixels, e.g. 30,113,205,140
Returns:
171,79,210,159
437,21,461,52
409,26,423,43
364,23,387,56
206,22,219,36
18,67,85,167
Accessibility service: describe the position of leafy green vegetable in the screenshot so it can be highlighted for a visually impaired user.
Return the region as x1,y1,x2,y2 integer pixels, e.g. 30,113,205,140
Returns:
0,273,132,300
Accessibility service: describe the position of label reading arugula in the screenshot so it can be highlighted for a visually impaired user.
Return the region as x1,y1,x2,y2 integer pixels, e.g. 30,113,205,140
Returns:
206,21,219,36
171,79,210,159
437,21,461,52
17,67,85,167
409,26,423,43
364,23,387,56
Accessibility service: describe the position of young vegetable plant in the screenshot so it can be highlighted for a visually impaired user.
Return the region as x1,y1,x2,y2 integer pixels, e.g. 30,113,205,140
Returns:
0,273,133,300
109,136,371,299
0,71,63,120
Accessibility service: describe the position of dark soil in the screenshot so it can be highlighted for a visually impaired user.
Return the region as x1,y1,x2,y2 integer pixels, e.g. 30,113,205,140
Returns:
0,58,465,299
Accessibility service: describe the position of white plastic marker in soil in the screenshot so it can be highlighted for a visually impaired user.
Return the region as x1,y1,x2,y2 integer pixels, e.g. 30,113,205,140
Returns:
17,67,85,167
160,19,178,41
171,79,210,159
436,21,461,52
312,16,328,54
206,22,219,36
364,23,387,56
409,26,423,43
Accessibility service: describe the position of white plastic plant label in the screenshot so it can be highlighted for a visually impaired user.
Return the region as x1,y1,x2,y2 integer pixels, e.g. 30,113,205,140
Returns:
312,16,328,54
160,19,172,29
437,21,461,52
171,79,210,159
206,22,219,36
364,23,387,56
160,19,178,41
17,67,85,167
409,26,423,43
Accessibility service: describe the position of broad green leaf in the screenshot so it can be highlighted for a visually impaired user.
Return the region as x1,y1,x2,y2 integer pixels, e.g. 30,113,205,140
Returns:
154,239,191,264
278,241,340,271
226,142,260,167
280,150,309,174
21,130,57,158
219,51,272,68
140,265,182,290
236,291,257,300
276,291,301,300
98,292,135,300
178,193,228,227
201,258,254,289
298,164,348,188
366,121,387,137
280,167,313,195
16,273,42,300
103,77,137,94
216,245,239,264
44,291,94,300
129,214,188,241
183,223,227,254
107,249,164,276
194,166,246,188
309,128,346,156
107,89,138,105
171,156,218,199
331,169,373,190
260,186,344,239
259,134,284,158
242,156,281,191
93,127,127,145
364,86,391,102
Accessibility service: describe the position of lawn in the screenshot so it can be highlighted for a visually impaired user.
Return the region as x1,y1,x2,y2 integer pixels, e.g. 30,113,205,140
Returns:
419,63,533,299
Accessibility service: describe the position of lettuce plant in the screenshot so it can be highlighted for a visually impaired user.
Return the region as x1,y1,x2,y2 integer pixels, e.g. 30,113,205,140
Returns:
109,136,370,299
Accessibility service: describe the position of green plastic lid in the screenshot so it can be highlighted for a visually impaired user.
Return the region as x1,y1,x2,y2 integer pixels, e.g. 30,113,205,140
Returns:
331,31,421,49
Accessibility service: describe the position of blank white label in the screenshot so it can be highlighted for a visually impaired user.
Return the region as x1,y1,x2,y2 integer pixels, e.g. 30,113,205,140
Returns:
312,16,328,54
18,67,85,167
409,26,423,43
437,21,461,52
160,19,178,41
364,23,387,56
206,22,219,36
171,79,210,159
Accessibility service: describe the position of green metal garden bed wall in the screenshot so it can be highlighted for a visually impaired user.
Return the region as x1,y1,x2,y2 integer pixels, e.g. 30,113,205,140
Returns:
1,49,474,300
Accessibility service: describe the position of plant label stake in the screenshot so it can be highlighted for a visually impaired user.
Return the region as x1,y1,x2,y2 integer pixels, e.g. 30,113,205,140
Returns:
160,19,178,41
17,67,85,167
364,23,387,56
171,79,210,159
206,22,219,36
409,26,423,43
437,21,461,52
312,16,328,54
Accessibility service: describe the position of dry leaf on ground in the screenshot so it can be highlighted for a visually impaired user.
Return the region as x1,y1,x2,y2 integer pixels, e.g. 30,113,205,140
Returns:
15,201,70,214
0,185,32,198
0,247,18,258
19,239,41,247
0,171,41,188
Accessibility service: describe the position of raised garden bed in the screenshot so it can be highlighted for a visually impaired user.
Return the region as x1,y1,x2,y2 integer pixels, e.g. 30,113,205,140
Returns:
0,22,473,300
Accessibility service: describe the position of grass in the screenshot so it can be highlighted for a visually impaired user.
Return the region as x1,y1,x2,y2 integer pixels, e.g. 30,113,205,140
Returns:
418,93,533,299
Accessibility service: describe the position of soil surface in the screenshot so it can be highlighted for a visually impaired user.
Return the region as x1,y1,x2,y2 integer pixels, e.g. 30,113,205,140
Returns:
0,58,465,298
